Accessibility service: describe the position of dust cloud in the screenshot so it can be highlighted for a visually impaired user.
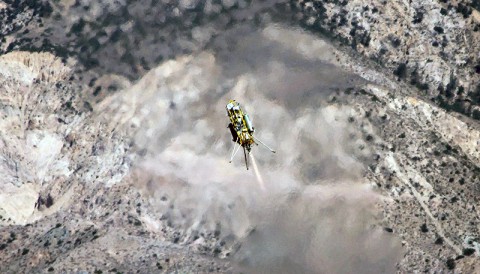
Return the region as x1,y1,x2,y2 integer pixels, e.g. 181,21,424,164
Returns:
127,24,402,273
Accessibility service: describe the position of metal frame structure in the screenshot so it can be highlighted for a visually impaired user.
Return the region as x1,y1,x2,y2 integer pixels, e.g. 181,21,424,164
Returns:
226,99,275,169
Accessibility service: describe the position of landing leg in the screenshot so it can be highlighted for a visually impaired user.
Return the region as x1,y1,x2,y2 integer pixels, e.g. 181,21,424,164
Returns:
229,138,241,163
244,147,249,170
253,136,276,153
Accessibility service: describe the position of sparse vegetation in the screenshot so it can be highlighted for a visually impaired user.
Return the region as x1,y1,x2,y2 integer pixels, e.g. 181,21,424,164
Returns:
446,258,456,270
0,1,479,273
434,26,444,34
394,63,407,79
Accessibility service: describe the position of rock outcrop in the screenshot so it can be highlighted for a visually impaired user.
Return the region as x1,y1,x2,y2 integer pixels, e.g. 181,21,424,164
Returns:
293,0,480,120
0,1,479,273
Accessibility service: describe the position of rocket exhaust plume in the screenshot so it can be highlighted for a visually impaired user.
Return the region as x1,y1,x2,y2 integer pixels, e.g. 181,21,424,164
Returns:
250,153,266,191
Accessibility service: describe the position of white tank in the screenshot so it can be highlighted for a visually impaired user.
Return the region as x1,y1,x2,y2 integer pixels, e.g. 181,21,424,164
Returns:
244,114,254,133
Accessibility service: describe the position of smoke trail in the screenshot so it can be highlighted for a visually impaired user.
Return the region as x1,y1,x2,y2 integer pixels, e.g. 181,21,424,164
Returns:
250,153,266,192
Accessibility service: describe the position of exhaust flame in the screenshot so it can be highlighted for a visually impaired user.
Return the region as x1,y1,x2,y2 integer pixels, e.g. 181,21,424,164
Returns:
250,153,266,192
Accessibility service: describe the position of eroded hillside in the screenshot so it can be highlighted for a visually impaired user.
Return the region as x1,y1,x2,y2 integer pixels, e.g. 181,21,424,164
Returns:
0,1,479,273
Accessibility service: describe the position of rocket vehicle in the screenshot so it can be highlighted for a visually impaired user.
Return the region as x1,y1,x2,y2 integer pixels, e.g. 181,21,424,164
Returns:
226,99,275,170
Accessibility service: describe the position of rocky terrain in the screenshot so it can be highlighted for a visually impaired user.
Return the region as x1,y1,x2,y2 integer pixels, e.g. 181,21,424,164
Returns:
0,0,479,273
